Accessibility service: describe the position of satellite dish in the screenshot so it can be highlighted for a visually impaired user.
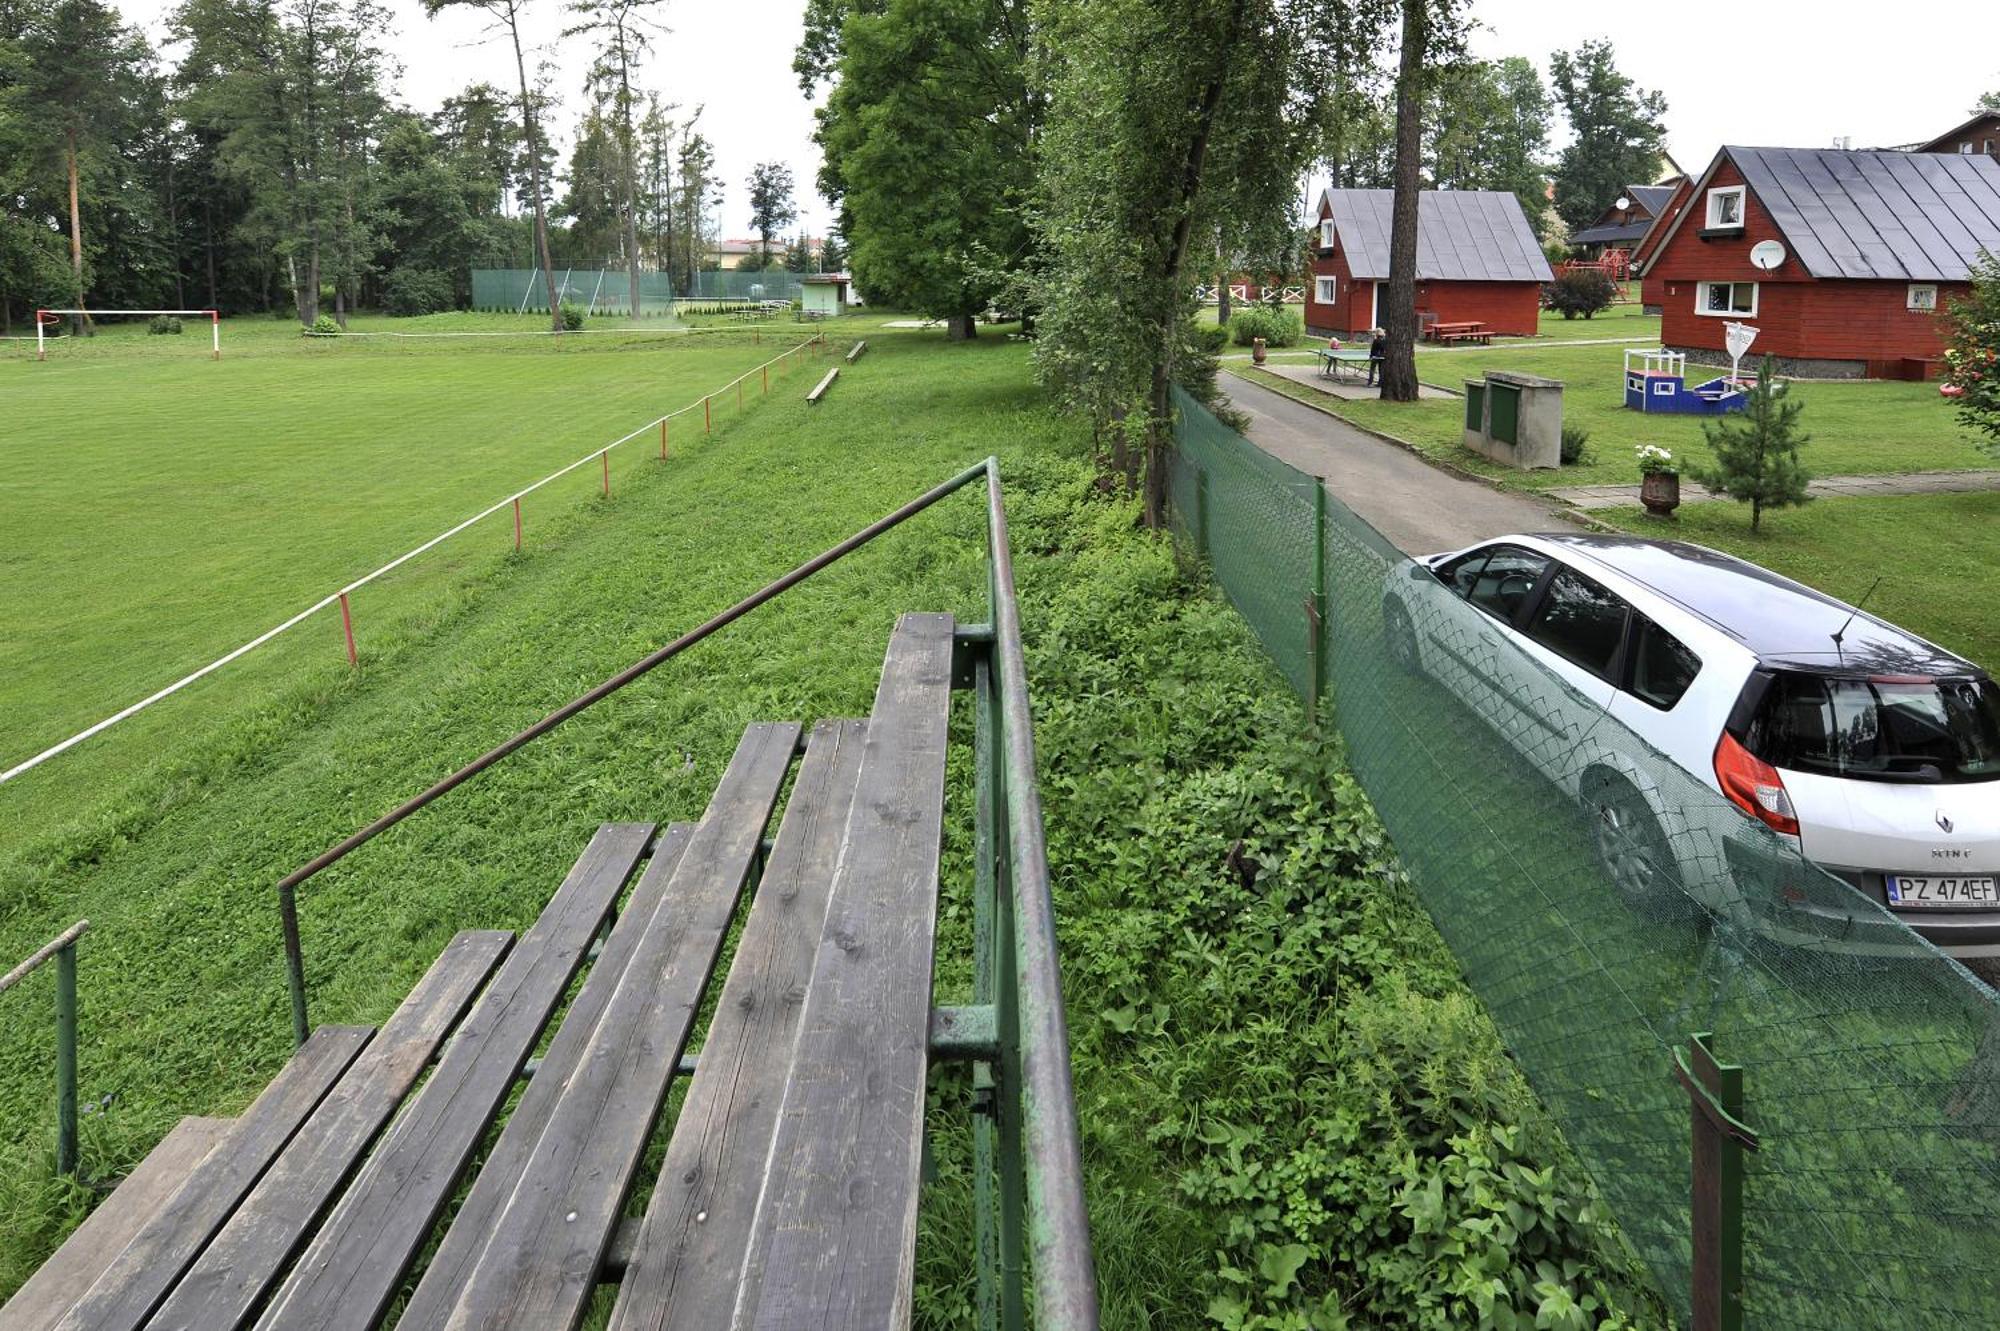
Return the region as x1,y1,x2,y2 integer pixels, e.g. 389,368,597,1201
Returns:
1615,195,1631,211
1750,240,1787,271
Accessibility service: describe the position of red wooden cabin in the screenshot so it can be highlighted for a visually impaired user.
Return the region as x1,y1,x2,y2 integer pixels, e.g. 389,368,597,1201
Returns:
1637,146,2000,378
1305,188,1551,338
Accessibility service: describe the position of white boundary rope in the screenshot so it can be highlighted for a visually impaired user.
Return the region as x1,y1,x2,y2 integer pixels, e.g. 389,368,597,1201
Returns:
1,333,828,785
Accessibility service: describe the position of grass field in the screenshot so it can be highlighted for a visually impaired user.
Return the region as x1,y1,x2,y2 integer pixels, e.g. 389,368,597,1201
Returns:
0,316,1656,1324
1238,338,1989,489
0,314,840,843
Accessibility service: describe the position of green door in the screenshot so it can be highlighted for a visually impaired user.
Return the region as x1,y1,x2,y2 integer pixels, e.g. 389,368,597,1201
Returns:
1464,383,1485,432
1488,383,1520,445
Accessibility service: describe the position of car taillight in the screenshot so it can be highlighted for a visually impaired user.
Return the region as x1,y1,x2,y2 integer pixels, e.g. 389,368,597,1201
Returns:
1714,732,1800,836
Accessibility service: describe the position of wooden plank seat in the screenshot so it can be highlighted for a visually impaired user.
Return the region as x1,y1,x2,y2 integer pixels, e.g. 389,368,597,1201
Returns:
12,613,976,1331
806,366,839,404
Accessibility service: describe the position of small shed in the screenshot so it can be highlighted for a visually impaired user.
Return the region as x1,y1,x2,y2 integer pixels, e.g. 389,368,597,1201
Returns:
1639,146,2000,377
1306,188,1553,337
799,274,851,317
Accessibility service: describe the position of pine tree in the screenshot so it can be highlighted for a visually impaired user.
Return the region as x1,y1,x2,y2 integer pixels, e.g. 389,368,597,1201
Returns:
1690,357,1812,532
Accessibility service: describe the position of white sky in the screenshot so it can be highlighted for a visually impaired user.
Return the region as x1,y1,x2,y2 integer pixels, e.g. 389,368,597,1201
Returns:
109,0,1999,238
111,0,833,240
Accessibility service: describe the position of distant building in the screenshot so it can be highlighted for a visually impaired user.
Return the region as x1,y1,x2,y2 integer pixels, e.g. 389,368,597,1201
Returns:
1638,145,2000,377
1630,178,1693,312
1916,111,2000,157
706,237,826,270
1568,182,1682,260
1305,187,1553,337
800,273,852,317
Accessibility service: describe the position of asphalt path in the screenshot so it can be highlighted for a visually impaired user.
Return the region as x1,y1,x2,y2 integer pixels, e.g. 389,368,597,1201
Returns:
1221,370,1578,555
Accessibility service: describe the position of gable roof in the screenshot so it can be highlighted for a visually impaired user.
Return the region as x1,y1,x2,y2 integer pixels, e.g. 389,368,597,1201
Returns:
1569,182,1685,246
1628,183,1679,217
1917,111,2000,155
1319,188,1553,284
1641,146,2000,282
1631,178,1693,265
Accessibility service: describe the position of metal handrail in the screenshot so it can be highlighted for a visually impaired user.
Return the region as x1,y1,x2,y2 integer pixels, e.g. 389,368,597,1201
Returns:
1,919,89,1176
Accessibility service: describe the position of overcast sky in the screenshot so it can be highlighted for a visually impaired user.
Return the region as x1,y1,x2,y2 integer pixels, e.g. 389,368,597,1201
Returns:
108,0,1997,238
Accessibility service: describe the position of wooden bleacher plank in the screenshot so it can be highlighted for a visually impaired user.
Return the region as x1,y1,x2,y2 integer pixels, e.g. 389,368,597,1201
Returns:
141,930,514,1331
50,1027,373,1331
737,613,957,1329
251,822,654,1331
806,367,838,404
605,718,867,1331
420,722,802,1331
0,1118,230,1331
389,822,698,1329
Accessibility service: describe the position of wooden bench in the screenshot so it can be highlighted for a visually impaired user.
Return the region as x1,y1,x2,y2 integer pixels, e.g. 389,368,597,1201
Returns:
845,339,867,364
806,366,839,405
7,613,1013,1331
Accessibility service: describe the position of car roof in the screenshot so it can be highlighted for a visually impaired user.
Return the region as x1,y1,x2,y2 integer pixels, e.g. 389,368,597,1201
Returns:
1502,533,1981,678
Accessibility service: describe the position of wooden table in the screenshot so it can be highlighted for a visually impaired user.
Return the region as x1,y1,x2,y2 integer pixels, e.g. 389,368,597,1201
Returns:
1427,320,1490,345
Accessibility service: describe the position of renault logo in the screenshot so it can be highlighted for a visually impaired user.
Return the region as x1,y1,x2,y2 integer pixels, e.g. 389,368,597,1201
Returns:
1937,811,1955,834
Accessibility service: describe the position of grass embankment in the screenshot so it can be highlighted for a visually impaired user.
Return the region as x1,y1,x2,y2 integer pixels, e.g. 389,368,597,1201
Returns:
1238,341,1986,489
0,321,1657,1325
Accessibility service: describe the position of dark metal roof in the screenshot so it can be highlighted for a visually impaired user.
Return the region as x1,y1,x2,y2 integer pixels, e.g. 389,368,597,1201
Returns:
1627,184,1679,216
1726,146,2000,281
1569,220,1653,246
1534,534,1980,676
1319,188,1554,284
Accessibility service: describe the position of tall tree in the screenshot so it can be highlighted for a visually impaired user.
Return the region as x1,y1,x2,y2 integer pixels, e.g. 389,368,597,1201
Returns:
673,127,718,292
424,0,563,330
804,0,1035,340
565,0,663,317
1549,38,1667,232
1427,55,1550,235
1379,0,1468,402
745,160,795,264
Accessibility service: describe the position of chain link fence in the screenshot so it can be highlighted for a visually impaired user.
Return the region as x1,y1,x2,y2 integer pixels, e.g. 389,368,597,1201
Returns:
1169,384,2000,1328
470,269,807,316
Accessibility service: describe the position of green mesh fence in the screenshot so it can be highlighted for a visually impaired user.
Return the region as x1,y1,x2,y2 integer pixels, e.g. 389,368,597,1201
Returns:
1169,384,2000,1328
470,268,811,315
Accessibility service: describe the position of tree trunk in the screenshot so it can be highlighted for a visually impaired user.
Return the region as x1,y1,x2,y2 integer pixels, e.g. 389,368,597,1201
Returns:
947,313,978,340
508,7,562,333
1379,0,1426,403
1142,0,1249,529
205,192,219,309
616,31,642,320
66,126,88,337
1217,268,1232,325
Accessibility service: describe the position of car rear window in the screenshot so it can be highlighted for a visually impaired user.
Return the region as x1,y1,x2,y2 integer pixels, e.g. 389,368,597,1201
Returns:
1743,672,2000,784
1628,617,1702,709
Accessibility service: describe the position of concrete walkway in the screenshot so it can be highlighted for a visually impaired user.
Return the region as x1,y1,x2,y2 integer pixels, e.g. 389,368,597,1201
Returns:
1553,469,2000,511
1221,371,1579,555
1257,361,1457,401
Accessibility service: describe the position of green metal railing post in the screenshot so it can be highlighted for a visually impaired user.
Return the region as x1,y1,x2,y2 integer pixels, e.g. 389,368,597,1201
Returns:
1675,1031,1758,1331
993,712,1027,1331
56,941,78,1177
281,883,309,1047
1195,468,1211,560
971,648,1002,1331
2,920,90,1178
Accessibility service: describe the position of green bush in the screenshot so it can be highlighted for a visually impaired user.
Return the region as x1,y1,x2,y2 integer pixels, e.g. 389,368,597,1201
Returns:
558,303,585,331
1560,422,1592,465
147,315,182,335
383,268,454,317
307,314,340,336
1544,269,1617,321
1230,304,1304,348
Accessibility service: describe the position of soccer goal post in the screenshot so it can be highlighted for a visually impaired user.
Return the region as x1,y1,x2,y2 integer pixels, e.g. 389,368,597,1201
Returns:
36,309,221,361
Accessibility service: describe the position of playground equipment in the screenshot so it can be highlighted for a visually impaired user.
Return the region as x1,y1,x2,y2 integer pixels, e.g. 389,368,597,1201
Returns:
1623,348,1748,416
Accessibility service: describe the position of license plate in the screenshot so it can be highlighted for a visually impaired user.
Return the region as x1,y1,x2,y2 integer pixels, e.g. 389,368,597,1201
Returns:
1887,875,2000,906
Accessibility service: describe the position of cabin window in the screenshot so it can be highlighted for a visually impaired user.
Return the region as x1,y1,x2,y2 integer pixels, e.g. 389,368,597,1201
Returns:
1908,284,1939,312
1962,143,1976,154
1319,218,1336,248
1314,275,1337,304
1705,186,1746,228
1696,281,1757,317
1985,139,1995,154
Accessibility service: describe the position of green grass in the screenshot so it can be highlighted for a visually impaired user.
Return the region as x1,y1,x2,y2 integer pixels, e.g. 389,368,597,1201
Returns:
1533,300,1658,341
1596,491,2000,671
0,317,1654,1325
1237,339,1990,490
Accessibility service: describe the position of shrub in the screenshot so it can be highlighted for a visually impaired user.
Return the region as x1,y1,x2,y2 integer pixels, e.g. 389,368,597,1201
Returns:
1941,250,2000,456
1545,268,1617,320
147,315,182,335
559,303,585,331
1229,304,1303,348
307,314,340,336
1196,322,1230,354
383,267,454,317
1560,422,1592,465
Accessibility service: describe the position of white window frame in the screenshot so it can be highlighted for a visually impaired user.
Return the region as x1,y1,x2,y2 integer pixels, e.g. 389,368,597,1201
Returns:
1314,275,1336,304
1907,283,1939,311
1706,185,1746,229
1695,281,1758,317
1961,142,1975,154
1319,218,1336,248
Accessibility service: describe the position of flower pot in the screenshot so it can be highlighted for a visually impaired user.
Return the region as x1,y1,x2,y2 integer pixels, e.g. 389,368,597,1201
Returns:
1640,471,1680,516
1251,336,1267,365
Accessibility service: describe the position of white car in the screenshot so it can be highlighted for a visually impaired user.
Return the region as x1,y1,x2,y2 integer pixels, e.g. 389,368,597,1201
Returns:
1380,533,2000,958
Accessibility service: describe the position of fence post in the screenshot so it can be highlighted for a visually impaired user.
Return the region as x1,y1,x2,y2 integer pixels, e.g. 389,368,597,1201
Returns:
1305,482,1328,727
762,364,768,396
601,449,610,497
513,498,522,551
55,940,78,1175
660,417,668,460
281,885,309,1047
1676,1031,1758,1331
705,396,711,434
1195,468,1211,559
338,593,358,668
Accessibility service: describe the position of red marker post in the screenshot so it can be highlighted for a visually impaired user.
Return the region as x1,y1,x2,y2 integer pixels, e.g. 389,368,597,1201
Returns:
338,593,358,667
601,449,610,497
513,497,522,550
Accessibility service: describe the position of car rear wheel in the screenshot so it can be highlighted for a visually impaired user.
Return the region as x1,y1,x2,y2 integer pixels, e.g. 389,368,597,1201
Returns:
1383,598,1419,674
1591,777,1679,920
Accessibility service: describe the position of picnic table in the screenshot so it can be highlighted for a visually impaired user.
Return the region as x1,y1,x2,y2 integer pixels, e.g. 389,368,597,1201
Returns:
1314,347,1371,382
1426,320,1491,345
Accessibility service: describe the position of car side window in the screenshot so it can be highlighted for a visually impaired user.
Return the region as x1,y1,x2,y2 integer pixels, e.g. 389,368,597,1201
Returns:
1432,549,1491,599
1627,616,1702,709
1464,547,1550,624
1523,566,1630,680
